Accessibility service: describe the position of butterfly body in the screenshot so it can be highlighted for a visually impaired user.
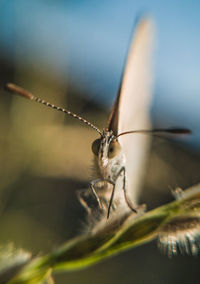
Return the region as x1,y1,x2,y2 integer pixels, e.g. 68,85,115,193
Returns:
90,130,130,217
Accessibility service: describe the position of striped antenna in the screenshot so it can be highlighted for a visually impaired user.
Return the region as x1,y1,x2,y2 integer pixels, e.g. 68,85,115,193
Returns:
5,83,102,135
117,128,191,138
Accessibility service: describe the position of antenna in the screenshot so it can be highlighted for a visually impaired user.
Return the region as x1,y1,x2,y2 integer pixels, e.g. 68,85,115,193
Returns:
5,83,102,135
117,128,191,138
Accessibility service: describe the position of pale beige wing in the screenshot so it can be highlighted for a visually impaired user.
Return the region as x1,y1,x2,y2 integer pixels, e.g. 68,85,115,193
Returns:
114,18,154,203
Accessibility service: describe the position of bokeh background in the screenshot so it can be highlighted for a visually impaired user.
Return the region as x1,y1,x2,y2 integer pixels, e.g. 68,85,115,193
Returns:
0,1,200,283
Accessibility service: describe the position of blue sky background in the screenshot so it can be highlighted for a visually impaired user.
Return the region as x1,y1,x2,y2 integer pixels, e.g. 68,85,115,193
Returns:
0,0,200,149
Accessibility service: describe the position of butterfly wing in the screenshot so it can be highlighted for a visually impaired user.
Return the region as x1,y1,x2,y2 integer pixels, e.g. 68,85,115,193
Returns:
108,17,154,203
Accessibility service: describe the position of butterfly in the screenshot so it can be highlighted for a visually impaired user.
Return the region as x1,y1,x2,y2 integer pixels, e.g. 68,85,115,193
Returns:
6,17,190,220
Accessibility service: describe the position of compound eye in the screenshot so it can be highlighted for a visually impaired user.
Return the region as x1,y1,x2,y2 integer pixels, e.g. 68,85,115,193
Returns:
108,140,121,159
91,138,101,156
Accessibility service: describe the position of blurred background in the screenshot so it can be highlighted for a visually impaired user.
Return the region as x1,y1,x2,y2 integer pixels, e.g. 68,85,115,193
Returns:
0,0,200,283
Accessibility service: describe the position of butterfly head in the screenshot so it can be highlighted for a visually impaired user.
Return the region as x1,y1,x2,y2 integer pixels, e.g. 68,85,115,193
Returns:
91,130,123,174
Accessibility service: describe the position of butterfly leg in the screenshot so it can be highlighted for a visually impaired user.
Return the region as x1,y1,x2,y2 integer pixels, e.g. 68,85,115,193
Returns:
90,179,115,217
116,167,137,213
107,182,116,219
76,189,92,214
90,179,103,210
